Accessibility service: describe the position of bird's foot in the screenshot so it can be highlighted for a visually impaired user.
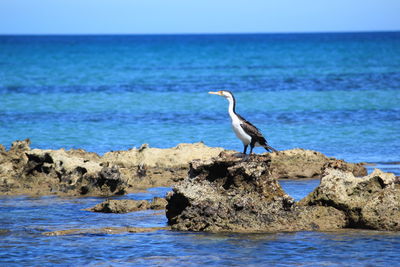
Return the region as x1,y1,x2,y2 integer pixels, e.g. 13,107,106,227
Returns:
233,152,246,158
242,152,259,161
241,154,251,161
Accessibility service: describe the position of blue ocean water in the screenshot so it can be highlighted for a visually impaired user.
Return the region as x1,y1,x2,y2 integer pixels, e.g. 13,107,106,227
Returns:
1,33,400,163
1,33,400,266
1,182,400,267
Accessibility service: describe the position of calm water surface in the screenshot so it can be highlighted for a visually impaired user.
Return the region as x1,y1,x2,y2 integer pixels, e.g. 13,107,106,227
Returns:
1,33,399,266
1,183,400,267
1,33,399,163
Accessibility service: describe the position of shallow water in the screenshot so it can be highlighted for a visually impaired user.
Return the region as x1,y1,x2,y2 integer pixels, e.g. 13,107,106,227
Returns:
1,32,400,265
3,181,398,266
1,183,400,267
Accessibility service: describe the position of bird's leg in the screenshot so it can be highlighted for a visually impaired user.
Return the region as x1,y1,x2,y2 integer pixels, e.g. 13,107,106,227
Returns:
233,144,247,158
243,144,248,155
241,143,254,161
249,140,256,155
239,144,250,160
247,140,256,159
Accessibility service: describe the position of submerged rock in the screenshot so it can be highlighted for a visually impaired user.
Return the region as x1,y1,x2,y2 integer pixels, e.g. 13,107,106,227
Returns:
166,152,398,232
85,197,168,213
85,199,150,213
43,226,170,236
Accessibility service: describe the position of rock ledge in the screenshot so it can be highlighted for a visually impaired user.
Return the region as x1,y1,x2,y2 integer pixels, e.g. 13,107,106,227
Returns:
0,139,366,197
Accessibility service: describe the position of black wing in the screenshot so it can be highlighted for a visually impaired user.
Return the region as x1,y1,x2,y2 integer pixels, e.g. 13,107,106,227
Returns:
236,114,267,145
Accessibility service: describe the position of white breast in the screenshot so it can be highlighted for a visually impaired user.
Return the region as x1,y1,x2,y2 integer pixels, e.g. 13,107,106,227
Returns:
225,94,252,146
231,115,251,145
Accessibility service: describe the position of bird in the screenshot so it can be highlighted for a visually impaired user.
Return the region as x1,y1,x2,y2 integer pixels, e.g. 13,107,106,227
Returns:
209,90,277,155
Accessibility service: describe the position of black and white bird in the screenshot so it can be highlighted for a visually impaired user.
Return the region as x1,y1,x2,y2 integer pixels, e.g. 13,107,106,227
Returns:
209,90,277,155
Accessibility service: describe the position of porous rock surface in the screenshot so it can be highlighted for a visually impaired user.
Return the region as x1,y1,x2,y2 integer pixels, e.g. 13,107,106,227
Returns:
0,139,223,196
166,151,399,232
85,197,168,213
166,152,347,232
269,148,366,179
0,139,365,197
300,168,400,231
43,226,170,236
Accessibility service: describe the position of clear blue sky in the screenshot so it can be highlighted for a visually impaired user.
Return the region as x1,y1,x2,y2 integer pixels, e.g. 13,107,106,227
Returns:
1,0,399,34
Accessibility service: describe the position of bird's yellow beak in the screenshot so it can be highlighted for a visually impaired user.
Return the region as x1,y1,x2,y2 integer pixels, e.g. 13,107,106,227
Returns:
209,91,222,96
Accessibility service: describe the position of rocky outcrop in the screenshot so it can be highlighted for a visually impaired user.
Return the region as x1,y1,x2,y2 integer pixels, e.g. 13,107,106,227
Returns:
25,148,127,196
102,143,223,168
300,168,400,231
166,152,398,232
0,139,223,196
268,149,366,179
0,140,127,196
166,152,347,232
85,197,168,213
0,139,366,197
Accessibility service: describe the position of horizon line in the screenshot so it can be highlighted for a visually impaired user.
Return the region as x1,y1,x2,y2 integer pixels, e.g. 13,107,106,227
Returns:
1,30,399,36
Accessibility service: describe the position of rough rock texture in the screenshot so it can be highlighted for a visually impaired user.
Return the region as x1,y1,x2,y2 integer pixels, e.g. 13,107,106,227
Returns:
85,197,168,213
43,226,170,236
0,140,126,196
0,140,223,196
300,168,400,231
86,199,150,213
0,139,366,196
25,149,127,196
102,143,223,168
166,151,398,232
269,149,367,179
150,197,169,210
166,152,347,232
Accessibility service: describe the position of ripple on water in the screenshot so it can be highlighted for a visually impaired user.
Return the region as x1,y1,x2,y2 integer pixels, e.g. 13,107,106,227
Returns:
1,183,400,266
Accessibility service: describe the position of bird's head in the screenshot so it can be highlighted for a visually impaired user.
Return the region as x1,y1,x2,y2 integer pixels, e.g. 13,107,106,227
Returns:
208,90,234,100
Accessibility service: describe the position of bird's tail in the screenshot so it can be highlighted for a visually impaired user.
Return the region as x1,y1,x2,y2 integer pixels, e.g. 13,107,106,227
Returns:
263,144,278,153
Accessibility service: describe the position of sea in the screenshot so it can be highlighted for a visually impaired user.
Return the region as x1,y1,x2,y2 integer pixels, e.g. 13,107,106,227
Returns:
0,32,400,266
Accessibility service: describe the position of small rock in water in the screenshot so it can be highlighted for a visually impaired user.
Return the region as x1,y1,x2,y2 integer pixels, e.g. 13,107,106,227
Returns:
150,197,168,210
85,197,168,213
85,199,151,213
43,226,170,236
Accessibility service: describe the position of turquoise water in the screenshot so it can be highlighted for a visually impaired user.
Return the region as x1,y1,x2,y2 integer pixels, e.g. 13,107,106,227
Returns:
2,182,400,267
1,33,400,265
1,33,399,163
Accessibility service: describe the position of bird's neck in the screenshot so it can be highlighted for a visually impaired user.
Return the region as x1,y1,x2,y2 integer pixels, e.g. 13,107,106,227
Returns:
227,96,237,120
